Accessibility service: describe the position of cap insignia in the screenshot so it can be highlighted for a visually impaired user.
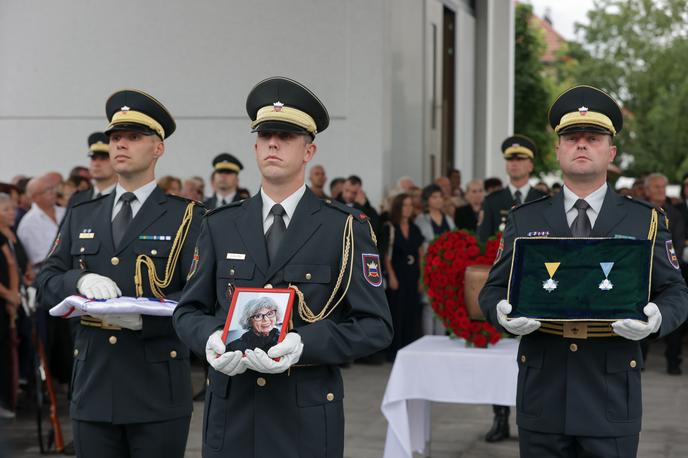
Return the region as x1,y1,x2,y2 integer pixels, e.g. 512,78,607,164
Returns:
578,106,589,116
512,143,520,147
120,105,130,112
272,101,284,112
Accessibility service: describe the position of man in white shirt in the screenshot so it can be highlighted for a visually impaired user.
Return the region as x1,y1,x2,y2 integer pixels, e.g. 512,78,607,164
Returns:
17,175,66,270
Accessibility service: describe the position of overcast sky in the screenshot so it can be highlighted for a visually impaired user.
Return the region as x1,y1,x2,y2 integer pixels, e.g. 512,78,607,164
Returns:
524,0,596,41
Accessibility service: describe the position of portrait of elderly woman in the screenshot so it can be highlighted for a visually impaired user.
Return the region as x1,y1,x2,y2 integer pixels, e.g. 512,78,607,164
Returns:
226,296,283,353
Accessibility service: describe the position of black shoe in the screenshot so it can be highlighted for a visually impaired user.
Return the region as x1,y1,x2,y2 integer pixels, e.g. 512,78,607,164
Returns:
484,411,510,442
668,365,682,375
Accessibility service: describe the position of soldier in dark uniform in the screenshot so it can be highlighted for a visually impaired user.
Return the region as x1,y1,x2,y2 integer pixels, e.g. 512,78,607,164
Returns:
173,76,393,458
479,86,688,457
477,135,547,244
68,132,118,207
36,90,205,458
204,153,251,210
477,135,546,442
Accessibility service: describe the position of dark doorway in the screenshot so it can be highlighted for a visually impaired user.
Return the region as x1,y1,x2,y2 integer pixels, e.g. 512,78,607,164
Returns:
441,7,456,177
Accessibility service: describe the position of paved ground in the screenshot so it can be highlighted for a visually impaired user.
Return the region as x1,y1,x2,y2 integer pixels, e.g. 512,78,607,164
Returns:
1,341,687,457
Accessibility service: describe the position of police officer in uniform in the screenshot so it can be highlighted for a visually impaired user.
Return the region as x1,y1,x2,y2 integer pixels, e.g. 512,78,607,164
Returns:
204,153,251,210
477,135,546,244
36,90,205,458
479,86,688,457
68,132,118,207
173,76,393,458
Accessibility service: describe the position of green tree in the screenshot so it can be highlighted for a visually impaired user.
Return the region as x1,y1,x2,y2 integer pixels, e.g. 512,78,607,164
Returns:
514,3,557,174
571,0,688,180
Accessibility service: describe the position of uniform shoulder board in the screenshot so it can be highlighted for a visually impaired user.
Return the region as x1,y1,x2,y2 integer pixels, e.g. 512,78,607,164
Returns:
511,194,550,212
167,194,205,208
205,199,244,217
71,192,109,209
623,195,657,211
323,199,369,222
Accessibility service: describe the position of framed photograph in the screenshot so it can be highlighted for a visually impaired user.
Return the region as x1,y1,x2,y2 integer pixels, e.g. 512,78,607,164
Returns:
221,287,295,353
507,237,652,321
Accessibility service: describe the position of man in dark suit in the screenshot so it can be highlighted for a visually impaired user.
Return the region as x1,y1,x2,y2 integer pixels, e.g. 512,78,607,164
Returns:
479,86,688,457
204,153,250,210
337,174,381,240
173,76,393,458
477,135,547,244
36,90,205,458
477,134,546,442
68,132,118,207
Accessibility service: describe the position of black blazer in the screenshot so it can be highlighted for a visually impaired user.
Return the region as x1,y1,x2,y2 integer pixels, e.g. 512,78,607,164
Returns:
36,186,205,424
479,188,688,437
454,204,479,232
174,188,392,457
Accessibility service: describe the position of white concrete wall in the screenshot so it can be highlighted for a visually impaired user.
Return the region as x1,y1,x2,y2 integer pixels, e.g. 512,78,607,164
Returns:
0,0,513,206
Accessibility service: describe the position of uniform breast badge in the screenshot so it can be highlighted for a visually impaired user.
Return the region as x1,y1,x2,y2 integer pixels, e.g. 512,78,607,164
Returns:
542,262,560,292
598,262,614,290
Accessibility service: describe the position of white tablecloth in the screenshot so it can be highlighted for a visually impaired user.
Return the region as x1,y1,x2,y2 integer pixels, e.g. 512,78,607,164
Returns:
381,336,519,458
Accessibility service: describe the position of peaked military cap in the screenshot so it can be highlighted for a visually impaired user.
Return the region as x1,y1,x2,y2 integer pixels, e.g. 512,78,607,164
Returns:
87,132,109,157
246,76,329,137
502,135,536,160
212,153,243,174
549,85,622,136
104,89,176,139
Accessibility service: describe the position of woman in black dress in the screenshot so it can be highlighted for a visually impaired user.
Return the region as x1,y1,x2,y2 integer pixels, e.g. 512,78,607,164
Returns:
380,193,424,361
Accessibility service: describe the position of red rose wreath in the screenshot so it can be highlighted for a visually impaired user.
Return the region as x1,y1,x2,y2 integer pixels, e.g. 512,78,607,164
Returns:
423,230,503,347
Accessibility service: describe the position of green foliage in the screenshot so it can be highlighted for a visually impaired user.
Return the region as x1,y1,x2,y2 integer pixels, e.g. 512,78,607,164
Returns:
569,0,688,180
514,3,557,174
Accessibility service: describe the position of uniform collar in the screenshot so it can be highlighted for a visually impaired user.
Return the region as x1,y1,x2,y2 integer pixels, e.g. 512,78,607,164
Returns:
260,183,307,228
113,180,157,205
563,182,607,216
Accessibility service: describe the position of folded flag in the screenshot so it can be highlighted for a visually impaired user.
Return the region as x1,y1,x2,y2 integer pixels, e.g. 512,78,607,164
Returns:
49,295,178,318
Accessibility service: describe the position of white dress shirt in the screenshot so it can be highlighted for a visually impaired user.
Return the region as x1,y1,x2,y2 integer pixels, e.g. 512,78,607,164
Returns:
563,183,608,228
260,184,307,234
508,183,532,201
111,181,157,221
215,191,236,206
92,183,116,199
17,203,66,267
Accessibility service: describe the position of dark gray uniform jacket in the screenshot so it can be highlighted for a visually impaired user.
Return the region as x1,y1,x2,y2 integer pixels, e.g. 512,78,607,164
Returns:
479,188,688,437
477,187,546,243
173,188,393,458
36,186,204,423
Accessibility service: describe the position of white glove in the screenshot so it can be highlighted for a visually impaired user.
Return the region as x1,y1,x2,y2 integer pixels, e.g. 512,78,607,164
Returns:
245,332,303,374
612,303,662,341
77,273,122,300
90,313,142,331
497,300,541,336
205,330,247,376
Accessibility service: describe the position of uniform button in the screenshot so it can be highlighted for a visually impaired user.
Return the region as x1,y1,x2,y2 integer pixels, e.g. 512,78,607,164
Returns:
520,355,526,363
170,350,177,359
229,268,235,276
305,273,312,280
109,335,118,345
569,343,578,352
151,249,158,255
111,257,119,266
630,360,637,368
264,284,273,289
79,247,85,253
73,349,79,357
326,393,335,402
256,377,266,387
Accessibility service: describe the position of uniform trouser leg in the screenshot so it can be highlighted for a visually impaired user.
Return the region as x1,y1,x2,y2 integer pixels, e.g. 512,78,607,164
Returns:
519,428,639,458
74,416,191,458
665,322,685,369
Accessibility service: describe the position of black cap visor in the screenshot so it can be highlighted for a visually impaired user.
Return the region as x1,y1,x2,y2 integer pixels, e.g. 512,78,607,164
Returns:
557,124,614,136
251,120,310,136
105,123,160,138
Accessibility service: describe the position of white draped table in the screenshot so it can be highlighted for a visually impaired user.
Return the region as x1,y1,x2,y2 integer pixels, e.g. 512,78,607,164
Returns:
381,336,519,458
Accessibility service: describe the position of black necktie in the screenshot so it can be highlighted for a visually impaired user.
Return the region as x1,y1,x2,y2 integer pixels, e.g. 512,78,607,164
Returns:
265,204,286,263
514,190,522,206
570,199,591,237
112,192,136,247
220,198,227,208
